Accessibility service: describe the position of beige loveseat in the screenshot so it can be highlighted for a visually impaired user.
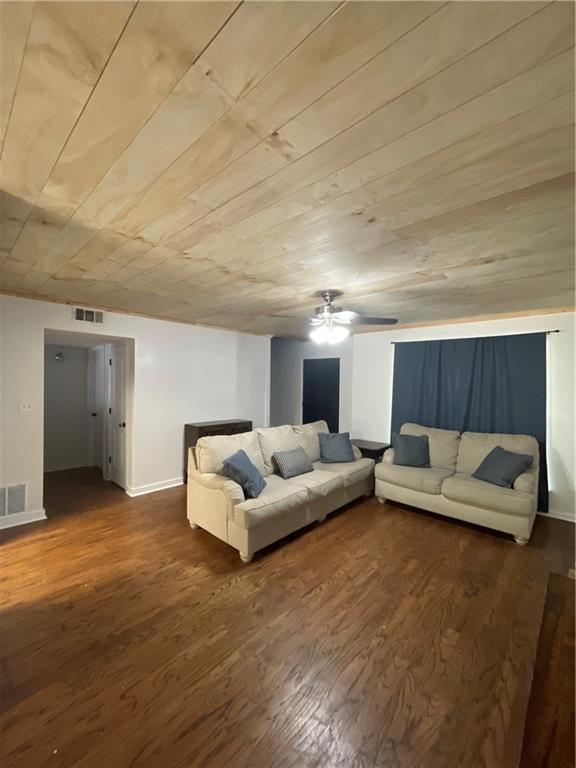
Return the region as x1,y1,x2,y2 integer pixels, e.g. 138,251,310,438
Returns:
187,421,374,562
375,423,539,544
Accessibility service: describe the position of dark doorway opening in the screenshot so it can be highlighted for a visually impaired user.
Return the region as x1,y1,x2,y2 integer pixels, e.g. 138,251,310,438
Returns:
302,358,340,432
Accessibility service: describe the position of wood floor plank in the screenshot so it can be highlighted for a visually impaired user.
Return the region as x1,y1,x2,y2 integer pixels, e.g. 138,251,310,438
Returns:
520,573,575,768
0,468,573,768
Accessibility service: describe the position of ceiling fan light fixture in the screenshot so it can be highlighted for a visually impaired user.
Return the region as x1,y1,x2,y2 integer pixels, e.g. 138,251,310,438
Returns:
309,321,350,344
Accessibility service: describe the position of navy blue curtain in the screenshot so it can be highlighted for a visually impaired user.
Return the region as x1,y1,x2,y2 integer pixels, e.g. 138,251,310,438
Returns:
391,333,548,511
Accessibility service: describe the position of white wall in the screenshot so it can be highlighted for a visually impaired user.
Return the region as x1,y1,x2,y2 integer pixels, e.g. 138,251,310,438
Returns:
270,337,353,431
0,295,270,514
351,312,575,521
44,345,90,472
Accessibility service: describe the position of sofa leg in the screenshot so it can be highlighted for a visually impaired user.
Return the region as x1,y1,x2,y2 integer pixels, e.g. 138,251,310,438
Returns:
189,521,199,529
239,551,253,563
514,535,529,546
377,497,386,504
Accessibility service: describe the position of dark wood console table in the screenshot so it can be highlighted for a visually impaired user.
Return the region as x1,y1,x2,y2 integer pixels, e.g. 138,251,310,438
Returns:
184,419,252,481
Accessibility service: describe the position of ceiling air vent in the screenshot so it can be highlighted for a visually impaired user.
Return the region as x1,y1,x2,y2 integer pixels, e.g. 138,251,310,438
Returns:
72,307,104,324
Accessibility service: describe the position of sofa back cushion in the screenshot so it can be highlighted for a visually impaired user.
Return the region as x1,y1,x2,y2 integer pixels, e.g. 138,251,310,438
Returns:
401,423,460,470
457,431,539,476
256,425,306,475
293,420,329,462
196,431,266,476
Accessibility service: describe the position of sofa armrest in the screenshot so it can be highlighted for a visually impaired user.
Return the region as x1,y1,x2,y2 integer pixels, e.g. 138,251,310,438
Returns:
513,471,536,495
382,448,395,465
189,469,245,503
187,469,246,542
352,445,362,461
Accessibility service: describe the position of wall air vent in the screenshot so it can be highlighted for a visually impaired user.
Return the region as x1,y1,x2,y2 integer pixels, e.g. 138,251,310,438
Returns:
72,307,104,324
0,484,26,516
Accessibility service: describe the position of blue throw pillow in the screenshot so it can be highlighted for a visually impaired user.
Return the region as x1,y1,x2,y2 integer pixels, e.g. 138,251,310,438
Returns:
392,433,430,467
319,432,355,463
472,446,533,488
221,449,265,499
273,447,313,479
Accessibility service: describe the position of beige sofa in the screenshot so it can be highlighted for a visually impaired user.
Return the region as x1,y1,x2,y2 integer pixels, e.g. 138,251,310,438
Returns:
375,423,539,544
187,421,374,562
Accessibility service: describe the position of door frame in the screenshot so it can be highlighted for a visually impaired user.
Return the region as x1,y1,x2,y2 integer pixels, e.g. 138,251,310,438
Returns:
300,355,342,430
103,341,134,490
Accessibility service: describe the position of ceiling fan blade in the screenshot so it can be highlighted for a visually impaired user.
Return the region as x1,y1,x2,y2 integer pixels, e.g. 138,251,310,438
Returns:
348,316,398,325
270,314,310,320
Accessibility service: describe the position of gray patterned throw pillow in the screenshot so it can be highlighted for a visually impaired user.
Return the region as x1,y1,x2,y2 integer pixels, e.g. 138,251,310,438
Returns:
273,447,314,479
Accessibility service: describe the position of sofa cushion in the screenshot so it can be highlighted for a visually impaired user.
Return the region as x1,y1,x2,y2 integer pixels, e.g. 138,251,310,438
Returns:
319,432,355,463
456,431,539,476
221,449,265,499
313,457,374,487
293,421,329,462
472,446,533,488
232,475,309,529
285,469,343,498
401,423,460,470
197,431,265,476
256,425,306,475
442,473,535,517
375,463,454,495
392,432,430,467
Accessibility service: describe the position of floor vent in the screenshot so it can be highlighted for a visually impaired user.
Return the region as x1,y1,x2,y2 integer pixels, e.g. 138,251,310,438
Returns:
72,307,104,324
0,484,26,516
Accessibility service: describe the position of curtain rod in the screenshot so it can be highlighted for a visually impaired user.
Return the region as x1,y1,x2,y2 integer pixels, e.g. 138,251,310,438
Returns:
388,330,561,344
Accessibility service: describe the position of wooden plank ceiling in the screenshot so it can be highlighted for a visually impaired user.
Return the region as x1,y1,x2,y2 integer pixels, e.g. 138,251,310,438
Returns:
0,1,574,337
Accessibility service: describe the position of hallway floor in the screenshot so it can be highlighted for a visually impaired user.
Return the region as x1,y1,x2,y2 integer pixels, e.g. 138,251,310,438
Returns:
43,467,124,517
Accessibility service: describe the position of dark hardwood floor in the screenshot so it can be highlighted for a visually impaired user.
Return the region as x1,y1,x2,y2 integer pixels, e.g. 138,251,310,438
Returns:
520,573,575,768
0,468,573,768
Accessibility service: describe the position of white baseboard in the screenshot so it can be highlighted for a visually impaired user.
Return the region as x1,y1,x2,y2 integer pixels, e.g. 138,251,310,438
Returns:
126,477,183,497
0,508,47,530
538,509,575,523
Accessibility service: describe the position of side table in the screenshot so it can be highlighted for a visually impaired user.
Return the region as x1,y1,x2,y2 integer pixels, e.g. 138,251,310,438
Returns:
351,439,390,463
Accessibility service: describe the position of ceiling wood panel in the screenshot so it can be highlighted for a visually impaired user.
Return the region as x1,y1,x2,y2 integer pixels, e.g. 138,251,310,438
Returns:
0,2,134,243
6,1,238,276
0,0,573,335
0,1,34,152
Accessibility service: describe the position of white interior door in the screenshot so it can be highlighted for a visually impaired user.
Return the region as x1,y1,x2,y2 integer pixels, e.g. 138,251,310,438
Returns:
109,344,128,488
87,347,105,469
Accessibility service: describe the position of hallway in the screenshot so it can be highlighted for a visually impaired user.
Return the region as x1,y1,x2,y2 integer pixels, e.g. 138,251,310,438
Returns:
44,467,125,518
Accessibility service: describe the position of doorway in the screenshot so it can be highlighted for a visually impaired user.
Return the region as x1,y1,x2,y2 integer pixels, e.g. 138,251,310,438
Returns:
43,330,134,514
302,358,340,432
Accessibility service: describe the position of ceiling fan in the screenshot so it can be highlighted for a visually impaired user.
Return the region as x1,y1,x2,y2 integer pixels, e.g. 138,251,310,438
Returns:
283,290,398,344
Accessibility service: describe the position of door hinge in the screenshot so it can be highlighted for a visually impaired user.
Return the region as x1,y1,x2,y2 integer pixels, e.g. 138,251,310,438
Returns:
108,407,112,415
108,455,112,463
109,358,112,366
